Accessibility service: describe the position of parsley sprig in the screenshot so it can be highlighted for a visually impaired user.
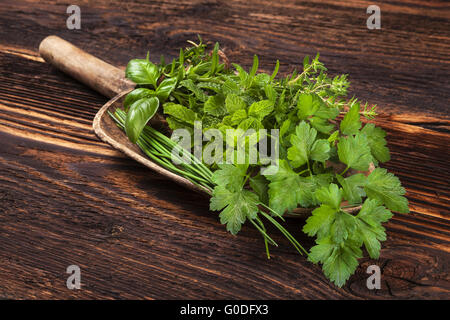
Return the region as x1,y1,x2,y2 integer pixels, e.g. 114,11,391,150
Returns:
111,38,409,287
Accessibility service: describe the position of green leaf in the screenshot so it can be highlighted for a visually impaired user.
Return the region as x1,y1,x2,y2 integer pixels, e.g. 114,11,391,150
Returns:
287,122,316,168
211,164,248,192
303,204,337,239
163,103,196,125
124,88,155,112
287,121,330,168
310,139,331,162
204,95,226,116
210,186,259,235
249,174,269,205
156,77,177,101
180,79,207,102
340,103,361,135
125,97,159,143
337,134,372,171
336,173,366,204
238,117,263,131
248,100,274,120
315,105,339,120
225,93,246,113
230,109,248,125
321,238,362,287
315,183,343,209
361,123,390,163
263,160,315,214
364,168,409,213
125,59,159,87
355,199,393,258
331,211,356,243
297,93,322,120
249,54,259,78
222,79,240,95
308,237,362,287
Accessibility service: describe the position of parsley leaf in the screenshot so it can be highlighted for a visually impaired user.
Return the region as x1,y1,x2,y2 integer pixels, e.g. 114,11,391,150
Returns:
297,93,339,134
309,237,362,287
287,121,330,168
355,198,393,258
337,134,372,171
365,168,409,213
264,160,316,214
361,123,390,163
340,103,361,135
336,173,366,204
211,163,248,191
210,186,259,235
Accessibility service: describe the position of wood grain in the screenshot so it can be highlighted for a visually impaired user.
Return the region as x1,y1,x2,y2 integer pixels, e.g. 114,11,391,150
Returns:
0,0,449,299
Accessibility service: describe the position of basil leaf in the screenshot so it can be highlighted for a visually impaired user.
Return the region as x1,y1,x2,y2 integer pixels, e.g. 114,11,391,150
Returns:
125,97,160,143
156,77,177,102
125,59,159,87
124,88,155,112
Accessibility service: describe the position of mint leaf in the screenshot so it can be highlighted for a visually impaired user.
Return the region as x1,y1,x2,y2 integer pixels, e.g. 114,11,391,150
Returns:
248,100,274,120
365,168,409,213
204,95,226,116
230,109,247,125
340,103,361,135
238,117,263,131
163,103,196,125
361,123,390,163
337,134,372,171
180,79,207,102
225,93,246,113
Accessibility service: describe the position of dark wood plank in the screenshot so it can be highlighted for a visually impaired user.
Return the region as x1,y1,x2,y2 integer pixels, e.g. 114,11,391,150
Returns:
0,0,449,299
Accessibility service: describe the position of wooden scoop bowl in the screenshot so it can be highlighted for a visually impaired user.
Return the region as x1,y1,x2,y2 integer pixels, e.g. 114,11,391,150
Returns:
39,35,371,218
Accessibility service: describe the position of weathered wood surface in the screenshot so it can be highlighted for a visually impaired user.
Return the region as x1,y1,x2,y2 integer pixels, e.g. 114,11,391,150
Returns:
0,0,449,299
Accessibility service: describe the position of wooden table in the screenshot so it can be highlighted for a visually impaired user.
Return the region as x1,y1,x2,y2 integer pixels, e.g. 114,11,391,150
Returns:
0,0,448,299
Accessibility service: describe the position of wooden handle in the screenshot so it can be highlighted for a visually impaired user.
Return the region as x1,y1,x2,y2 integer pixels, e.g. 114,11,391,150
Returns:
39,35,135,98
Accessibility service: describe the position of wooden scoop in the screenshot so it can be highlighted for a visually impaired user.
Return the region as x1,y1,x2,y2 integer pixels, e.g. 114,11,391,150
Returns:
39,35,369,217
39,35,207,195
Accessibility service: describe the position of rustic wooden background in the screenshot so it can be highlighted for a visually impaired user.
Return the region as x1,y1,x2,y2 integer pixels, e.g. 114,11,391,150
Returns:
0,0,449,299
